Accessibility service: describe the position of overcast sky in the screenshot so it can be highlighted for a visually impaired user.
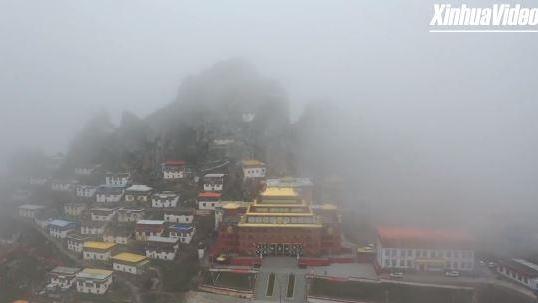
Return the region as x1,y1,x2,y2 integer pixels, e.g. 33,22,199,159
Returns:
1,1,537,226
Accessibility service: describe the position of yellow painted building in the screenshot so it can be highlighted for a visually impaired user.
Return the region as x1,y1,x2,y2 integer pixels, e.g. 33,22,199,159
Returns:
83,241,117,262
238,187,323,256
112,252,149,275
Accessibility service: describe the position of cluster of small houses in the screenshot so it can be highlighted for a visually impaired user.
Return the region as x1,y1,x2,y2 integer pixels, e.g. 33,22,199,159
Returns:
16,159,268,295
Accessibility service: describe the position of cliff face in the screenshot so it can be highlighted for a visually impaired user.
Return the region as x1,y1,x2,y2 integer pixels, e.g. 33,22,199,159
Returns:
64,59,295,176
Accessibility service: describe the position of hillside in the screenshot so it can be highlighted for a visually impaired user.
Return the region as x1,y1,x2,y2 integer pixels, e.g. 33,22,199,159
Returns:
62,59,296,177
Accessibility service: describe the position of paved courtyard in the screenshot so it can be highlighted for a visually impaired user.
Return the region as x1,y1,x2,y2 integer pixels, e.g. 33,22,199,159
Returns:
308,263,378,280
255,257,308,303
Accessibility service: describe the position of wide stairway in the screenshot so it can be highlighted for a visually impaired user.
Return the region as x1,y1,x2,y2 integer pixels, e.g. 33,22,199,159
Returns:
254,257,307,303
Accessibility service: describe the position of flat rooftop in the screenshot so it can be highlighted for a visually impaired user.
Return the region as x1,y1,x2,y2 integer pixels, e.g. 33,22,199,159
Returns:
50,266,81,275
19,204,46,210
76,268,113,280
83,241,117,250
137,219,166,225
48,219,77,227
112,252,148,263
261,187,298,197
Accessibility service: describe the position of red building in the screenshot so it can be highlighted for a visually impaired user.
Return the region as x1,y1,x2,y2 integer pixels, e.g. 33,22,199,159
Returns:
211,187,341,258
210,202,249,257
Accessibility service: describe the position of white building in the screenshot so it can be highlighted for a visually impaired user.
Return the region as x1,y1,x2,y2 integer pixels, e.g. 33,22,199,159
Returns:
163,210,194,224
135,220,166,240
151,191,180,208
241,160,266,179
161,160,191,179
67,233,93,254
145,238,179,261
34,216,53,230
75,167,96,176
117,208,145,223
75,185,97,198
75,268,113,295
112,253,149,275
48,219,78,239
95,186,124,203
47,266,81,292
90,208,117,222
203,174,224,192
376,227,474,272
51,180,75,192
80,221,107,236
497,259,538,290
64,203,86,217
197,192,222,211
102,229,131,245
125,185,153,202
168,224,195,244
83,241,117,262
18,204,45,218
29,176,48,186
105,172,130,187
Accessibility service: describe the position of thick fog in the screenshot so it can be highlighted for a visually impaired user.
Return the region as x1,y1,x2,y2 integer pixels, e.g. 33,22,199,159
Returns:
1,0,538,244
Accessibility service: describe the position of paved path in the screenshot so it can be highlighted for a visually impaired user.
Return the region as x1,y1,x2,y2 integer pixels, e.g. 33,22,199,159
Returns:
254,257,308,303
184,290,250,303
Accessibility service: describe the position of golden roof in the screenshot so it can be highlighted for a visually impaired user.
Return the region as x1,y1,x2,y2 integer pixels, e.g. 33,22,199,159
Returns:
112,252,148,263
261,187,298,197
83,241,117,250
357,247,375,253
245,211,314,216
77,268,113,279
223,202,240,210
238,223,322,228
320,203,337,210
242,160,265,166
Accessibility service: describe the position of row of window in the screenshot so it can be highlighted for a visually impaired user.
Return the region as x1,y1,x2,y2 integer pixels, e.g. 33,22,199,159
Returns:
254,207,305,213
78,282,108,289
171,231,193,237
245,168,266,175
152,200,178,205
383,259,473,269
247,216,314,224
201,202,218,207
164,215,192,222
383,248,473,259
84,252,109,260
114,264,137,273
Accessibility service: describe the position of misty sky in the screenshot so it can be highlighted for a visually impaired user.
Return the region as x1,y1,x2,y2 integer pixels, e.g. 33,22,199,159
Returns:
1,0,537,220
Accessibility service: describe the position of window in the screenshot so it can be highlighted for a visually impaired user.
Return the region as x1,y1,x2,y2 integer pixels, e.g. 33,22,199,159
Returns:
385,259,390,266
